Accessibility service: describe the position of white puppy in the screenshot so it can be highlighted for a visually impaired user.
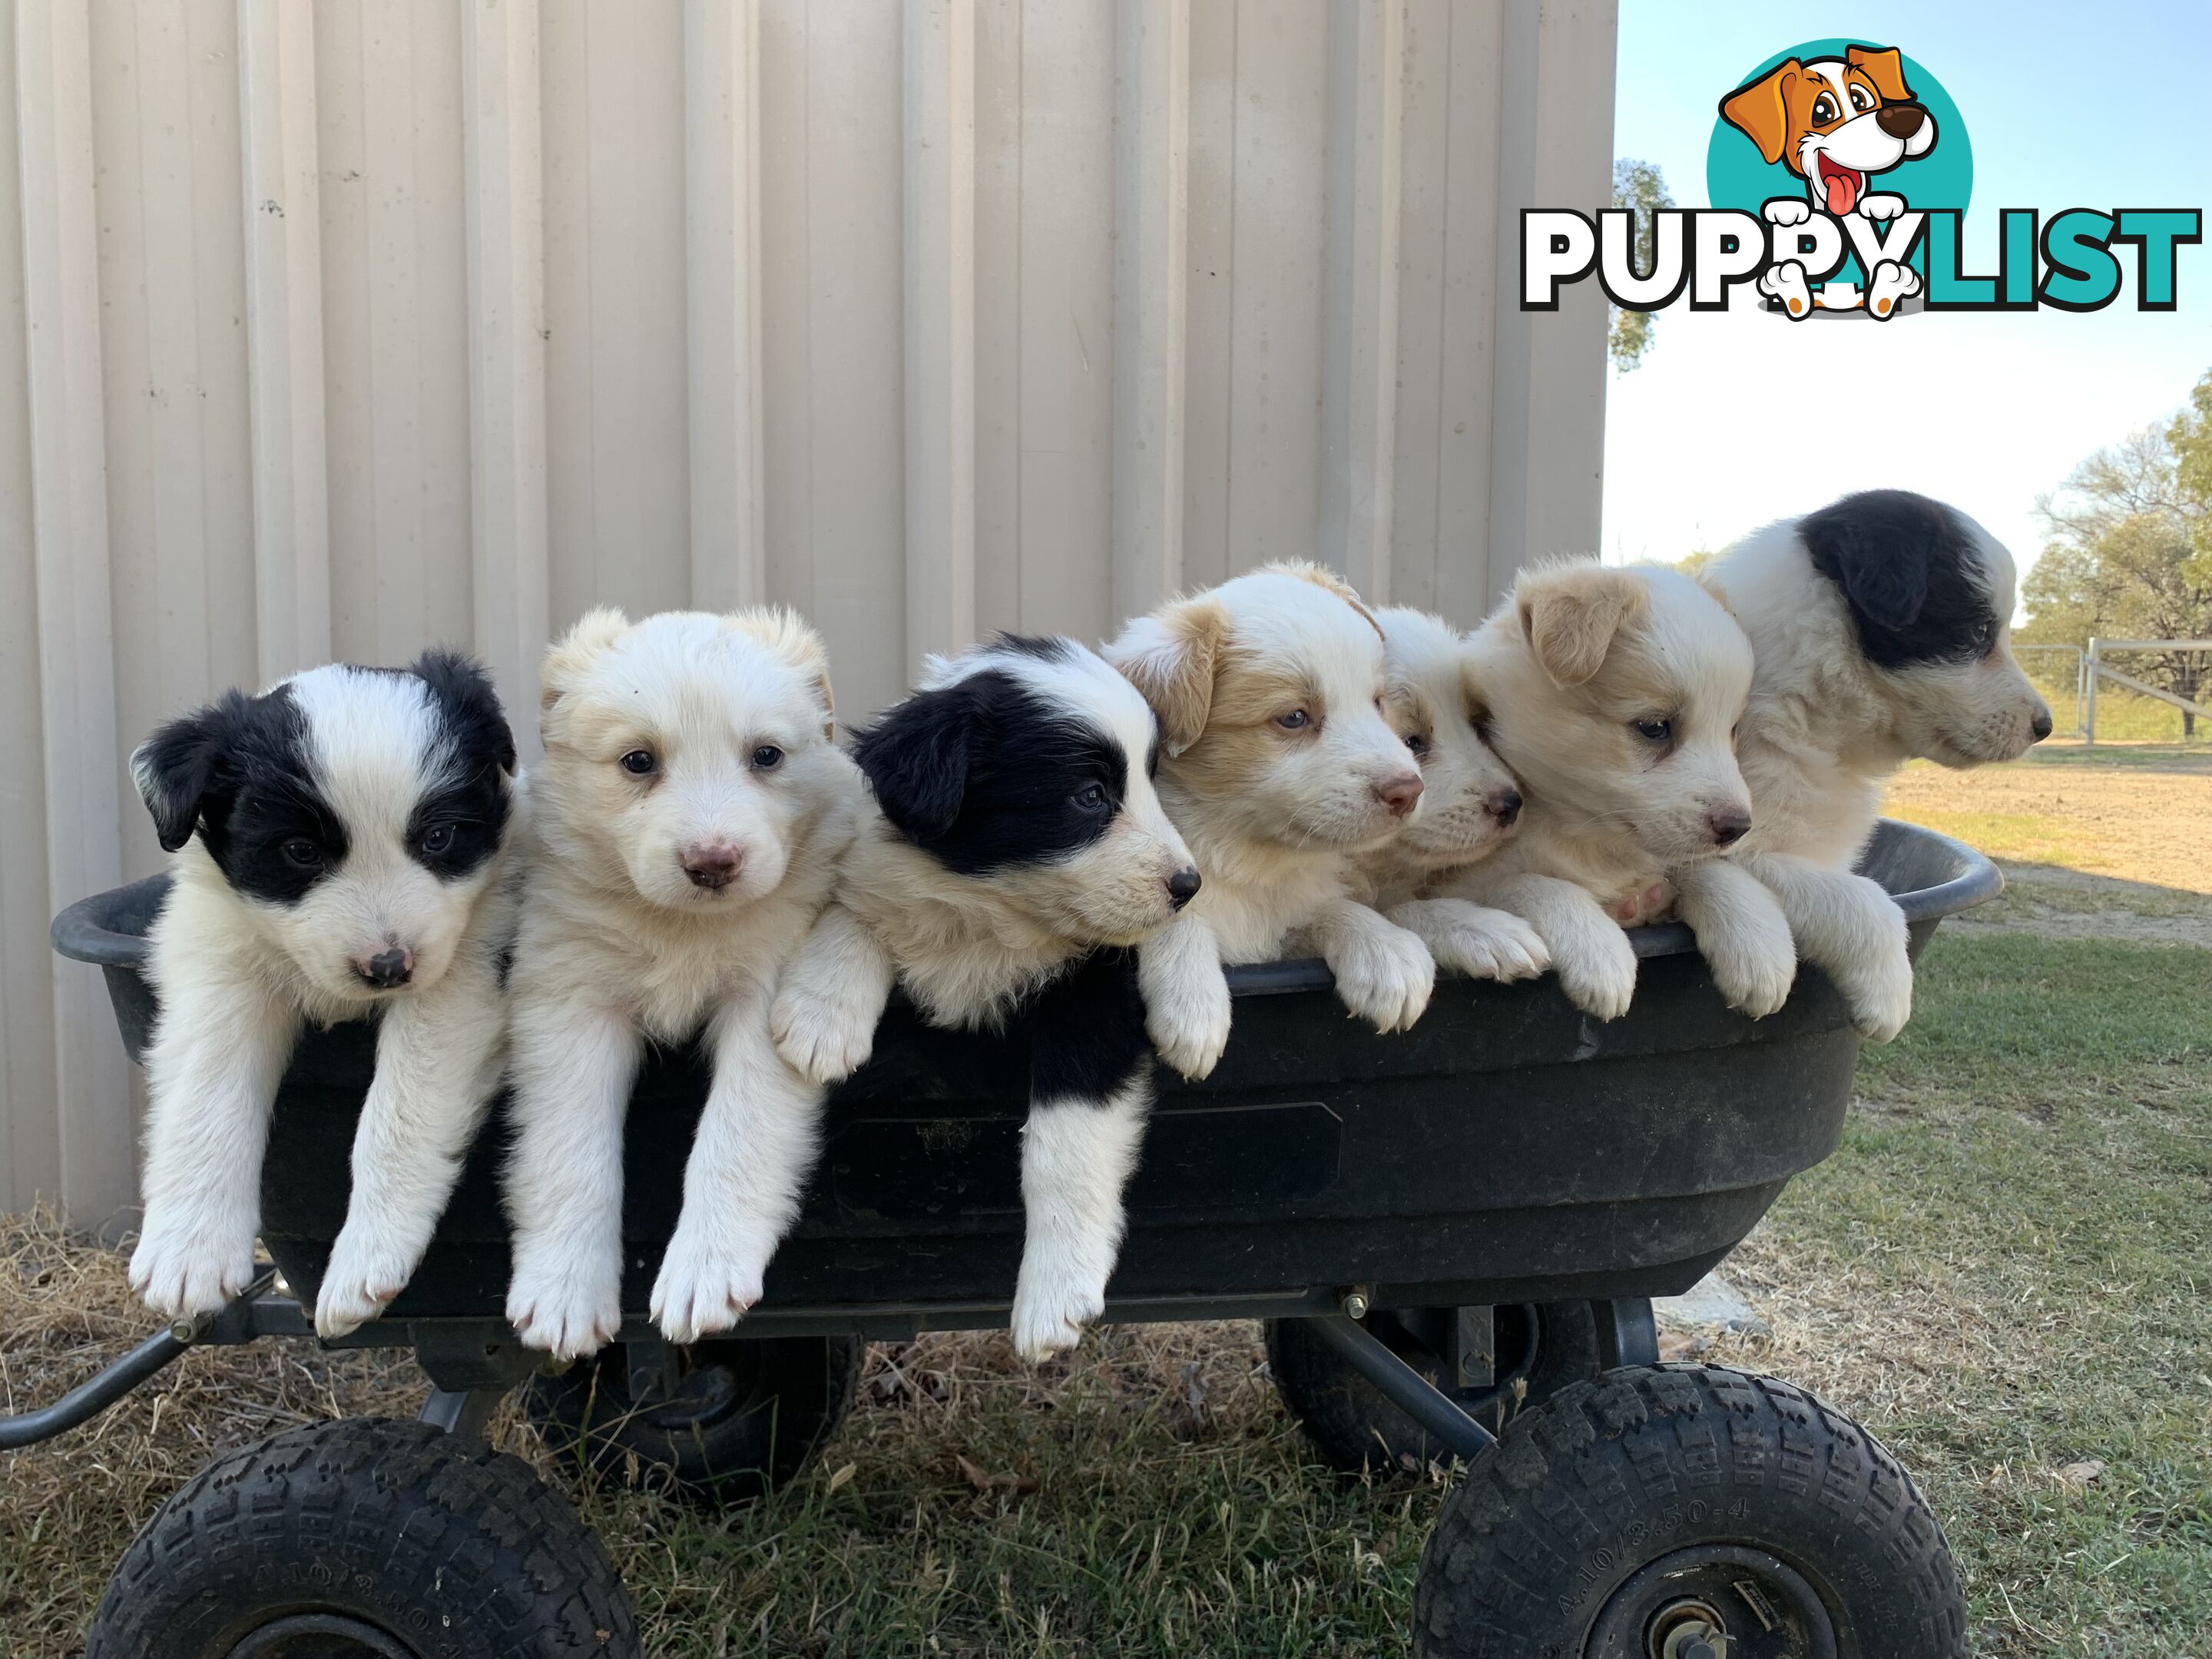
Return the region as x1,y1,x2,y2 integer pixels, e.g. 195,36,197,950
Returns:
502,608,861,1361
1354,607,1548,984
1703,489,2051,1038
128,653,521,1338
773,635,1200,1359
1449,561,1783,1022
1105,564,1433,1081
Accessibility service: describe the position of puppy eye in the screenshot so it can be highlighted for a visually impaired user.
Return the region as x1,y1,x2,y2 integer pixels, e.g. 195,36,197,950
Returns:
1634,718,1673,743
1276,709,1311,731
751,745,785,771
419,824,455,856
620,750,657,777
281,838,323,869
1075,782,1111,812
1812,92,1838,124
1405,731,1432,758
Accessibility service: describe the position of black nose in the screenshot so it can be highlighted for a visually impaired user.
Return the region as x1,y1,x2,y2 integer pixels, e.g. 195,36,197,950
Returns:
359,947,413,989
1166,866,1201,909
1875,101,1926,139
1487,789,1522,826
1709,807,1751,848
2030,707,2053,742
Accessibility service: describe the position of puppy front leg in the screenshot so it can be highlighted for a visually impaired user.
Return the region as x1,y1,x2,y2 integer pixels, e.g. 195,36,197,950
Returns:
1743,852,1914,1041
1386,897,1549,983
770,900,895,1085
1306,897,1435,1031
652,991,826,1344
316,944,508,1338
1671,858,1798,1018
503,998,642,1360
1137,910,1233,1079
1476,873,1639,1020
131,970,300,1318
1012,1076,1149,1362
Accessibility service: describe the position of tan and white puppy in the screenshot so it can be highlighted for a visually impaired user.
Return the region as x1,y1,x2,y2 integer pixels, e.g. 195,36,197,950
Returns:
1448,561,1785,1022
1105,564,1432,1081
772,635,1200,1359
503,608,862,1361
1354,608,1548,982
1702,489,2051,1039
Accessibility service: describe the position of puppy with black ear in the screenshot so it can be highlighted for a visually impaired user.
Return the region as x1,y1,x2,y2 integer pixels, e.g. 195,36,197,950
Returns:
771,636,1200,1361
1701,489,2051,1038
129,653,522,1338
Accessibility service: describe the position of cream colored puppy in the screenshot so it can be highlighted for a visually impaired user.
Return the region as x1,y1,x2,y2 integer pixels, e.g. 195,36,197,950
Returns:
1355,607,1548,983
1449,561,1786,1022
1106,564,1432,1081
503,608,861,1361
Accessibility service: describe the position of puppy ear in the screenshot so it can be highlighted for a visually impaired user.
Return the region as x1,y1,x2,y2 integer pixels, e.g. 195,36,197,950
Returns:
727,608,837,740
1798,492,1933,631
539,608,629,716
853,684,978,842
1845,45,1912,104
1104,596,1230,756
1515,565,1649,688
412,648,518,777
132,694,246,853
1719,60,1798,166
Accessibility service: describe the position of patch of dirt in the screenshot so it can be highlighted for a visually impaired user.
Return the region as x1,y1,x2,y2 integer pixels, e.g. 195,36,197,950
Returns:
1950,866,2212,950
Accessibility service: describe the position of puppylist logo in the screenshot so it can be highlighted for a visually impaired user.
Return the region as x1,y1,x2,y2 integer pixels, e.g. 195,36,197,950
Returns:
1525,39,2201,320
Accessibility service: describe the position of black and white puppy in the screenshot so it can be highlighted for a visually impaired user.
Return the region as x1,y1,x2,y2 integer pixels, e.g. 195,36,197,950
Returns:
772,636,1200,1359
1695,488,2051,1038
130,653,521,1337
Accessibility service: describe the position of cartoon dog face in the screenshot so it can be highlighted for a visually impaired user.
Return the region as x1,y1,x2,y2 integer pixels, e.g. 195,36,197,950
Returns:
1720,45,1936,217
535,607,843,915
853,636,1201,949
1108,564,1426,855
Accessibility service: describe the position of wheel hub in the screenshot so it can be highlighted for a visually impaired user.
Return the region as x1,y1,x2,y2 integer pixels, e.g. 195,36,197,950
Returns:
228,1611,420,1658
1587,1544,1839,1659
1648,1598,1729,1659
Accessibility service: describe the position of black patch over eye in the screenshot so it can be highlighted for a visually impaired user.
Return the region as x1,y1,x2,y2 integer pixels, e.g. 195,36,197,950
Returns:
1634,718,1673,743
621,750,657,777
419,823,455,856
1075,781,1111,812
282,838,323,869
752,745,784,771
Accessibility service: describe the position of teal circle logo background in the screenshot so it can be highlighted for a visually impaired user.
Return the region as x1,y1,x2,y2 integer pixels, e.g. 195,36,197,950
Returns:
1705,41,1972,284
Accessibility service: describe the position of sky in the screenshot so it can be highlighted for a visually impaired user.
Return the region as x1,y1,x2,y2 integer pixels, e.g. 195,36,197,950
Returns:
1600,0,2212,591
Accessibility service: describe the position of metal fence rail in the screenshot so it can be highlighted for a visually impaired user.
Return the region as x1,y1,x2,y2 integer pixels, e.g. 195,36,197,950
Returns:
2083,637,2212,744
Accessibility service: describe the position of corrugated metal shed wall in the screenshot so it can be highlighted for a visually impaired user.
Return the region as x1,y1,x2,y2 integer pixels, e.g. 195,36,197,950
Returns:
1,0,1616,1224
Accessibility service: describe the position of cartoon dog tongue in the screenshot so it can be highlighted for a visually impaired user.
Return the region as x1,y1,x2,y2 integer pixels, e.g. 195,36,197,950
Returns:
1819,157,1863,216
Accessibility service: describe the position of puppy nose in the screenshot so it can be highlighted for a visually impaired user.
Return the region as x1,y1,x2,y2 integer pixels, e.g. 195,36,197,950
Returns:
1485,788,1522,826
1375,772,1425,817
682,841,744,889
355,946,414,989
1165,866,1202,910
1875,101,1926,139
1709,806,1751,848
2030,707,2054,742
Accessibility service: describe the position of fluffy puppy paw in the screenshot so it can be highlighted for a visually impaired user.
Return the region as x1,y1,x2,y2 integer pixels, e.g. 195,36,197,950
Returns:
1145,969,1232,1081
770,985,879,1086
1330,923,1436,1033
1835,941,1915,1042
1553,926,1639,1022
1009,1263,1106,1363
313,1226,419,1339
506,1244,623,1361
1424,901,1550,982
650,1229,769,1346
1704,929,1799,1019
128,1206,258,1320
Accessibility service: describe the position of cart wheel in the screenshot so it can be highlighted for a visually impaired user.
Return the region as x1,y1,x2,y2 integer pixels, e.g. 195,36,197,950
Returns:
84,1416,638,1659
1267,1300,1603,1474
524,1334,863,1507
1414,1364,1967,1659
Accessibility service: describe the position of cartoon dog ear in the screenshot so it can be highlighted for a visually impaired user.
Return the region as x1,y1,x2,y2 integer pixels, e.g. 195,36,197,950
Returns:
132,694,250,853
1719,59,1800,166
538,607,629,720
1515,564,1650,688
1846,45,1912,104
1104,595,1231,756
1798,491,1936,631
727,608,837,740
412,649,518,777
853,683,980,843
